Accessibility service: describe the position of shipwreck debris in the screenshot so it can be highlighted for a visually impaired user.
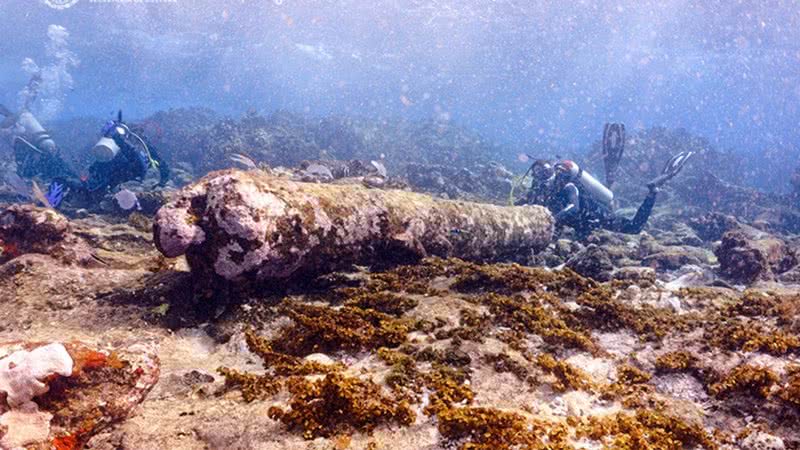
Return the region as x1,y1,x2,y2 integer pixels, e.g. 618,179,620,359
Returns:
153,170,553,282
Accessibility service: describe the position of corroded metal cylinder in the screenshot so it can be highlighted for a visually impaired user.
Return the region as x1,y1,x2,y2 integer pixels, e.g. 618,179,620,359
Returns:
154,170,553,281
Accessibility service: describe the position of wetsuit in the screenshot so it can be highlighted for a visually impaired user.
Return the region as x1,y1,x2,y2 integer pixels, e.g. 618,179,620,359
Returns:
83,134,169,200
525,179,657,238
13,139,78,183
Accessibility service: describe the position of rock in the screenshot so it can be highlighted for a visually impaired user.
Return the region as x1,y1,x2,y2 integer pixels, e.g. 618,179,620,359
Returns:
304,353,335,366
641,246,713,271
612,266,656,284
0,343,73,408
153,170,553,282
298,159,378,180
565,244,614,281
657,223,703,247
688,213,741,242
0,404,53,449
0,204,95,266
740,431,786,450
0,341,159,450
715,228,798,284
777,265,800,284
404,162,513,202
663,264,717,289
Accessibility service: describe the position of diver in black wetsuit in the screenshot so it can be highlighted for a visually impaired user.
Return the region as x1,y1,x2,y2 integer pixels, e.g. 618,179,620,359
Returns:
0,103,80,205
82,111,170,201
1,107,169,207
518,123,692,239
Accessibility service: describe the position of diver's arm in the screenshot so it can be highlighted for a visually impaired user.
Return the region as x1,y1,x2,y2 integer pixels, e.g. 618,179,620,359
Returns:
554,183,580,222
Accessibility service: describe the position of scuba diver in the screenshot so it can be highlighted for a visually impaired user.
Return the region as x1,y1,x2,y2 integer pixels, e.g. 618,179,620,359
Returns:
84,110,170,200
1,104,169,207
517,123,693,238
0,102,78,207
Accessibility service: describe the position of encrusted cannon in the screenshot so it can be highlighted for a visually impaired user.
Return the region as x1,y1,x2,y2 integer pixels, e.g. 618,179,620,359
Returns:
154,170,553,281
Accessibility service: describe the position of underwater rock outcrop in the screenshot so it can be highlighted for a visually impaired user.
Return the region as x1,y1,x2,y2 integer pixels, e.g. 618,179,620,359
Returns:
715,227,797,284
0,340,159,450
153,169,553,282
0,204,95,265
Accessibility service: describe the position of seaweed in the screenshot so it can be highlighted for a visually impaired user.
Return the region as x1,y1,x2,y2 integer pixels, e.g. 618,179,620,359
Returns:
449,260,594,296
478,292,599,354
437,407,550,450
705,319,800,355
423,365,475,415
343,291,419,316
218,329,341,401
709,364,779,398
217,367,281,402
482,352,534,385
267,372,415,439
271,302,409,355
433,308,491,343
576,410,718,450
615,363,653,385
535,353,595,393
654,351,699,374
777,366,800,409
573,285,695,341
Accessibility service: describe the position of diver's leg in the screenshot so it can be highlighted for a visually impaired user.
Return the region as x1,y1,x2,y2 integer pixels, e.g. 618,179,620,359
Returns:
614,189,658,234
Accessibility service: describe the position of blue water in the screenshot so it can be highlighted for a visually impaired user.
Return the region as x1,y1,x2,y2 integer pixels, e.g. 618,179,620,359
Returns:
1,0,798,158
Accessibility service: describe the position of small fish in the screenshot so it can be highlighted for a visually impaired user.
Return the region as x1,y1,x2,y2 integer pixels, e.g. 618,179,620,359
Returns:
114,189,141,211
517,153,535,163
151,303,170,316
450,228,471,236
371,160,387,178
304,163,334,180
295,43,333,61
230,153,257,170
90,253,110,266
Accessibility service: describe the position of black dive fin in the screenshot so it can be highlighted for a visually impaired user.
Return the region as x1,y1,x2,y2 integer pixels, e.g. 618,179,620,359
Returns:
602,123,625,188
647,151,694,189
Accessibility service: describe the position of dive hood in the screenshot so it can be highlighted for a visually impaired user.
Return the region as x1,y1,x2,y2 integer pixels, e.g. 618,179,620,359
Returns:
92,136,121,162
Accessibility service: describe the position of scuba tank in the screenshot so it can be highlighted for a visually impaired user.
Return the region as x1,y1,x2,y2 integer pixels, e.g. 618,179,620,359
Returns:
17,111,57,154
91,136,121,162
556,160,614,209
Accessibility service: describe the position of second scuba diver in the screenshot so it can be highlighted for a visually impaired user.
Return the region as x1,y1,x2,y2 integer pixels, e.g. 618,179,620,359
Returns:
518,123,693,239
0,106,169,208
